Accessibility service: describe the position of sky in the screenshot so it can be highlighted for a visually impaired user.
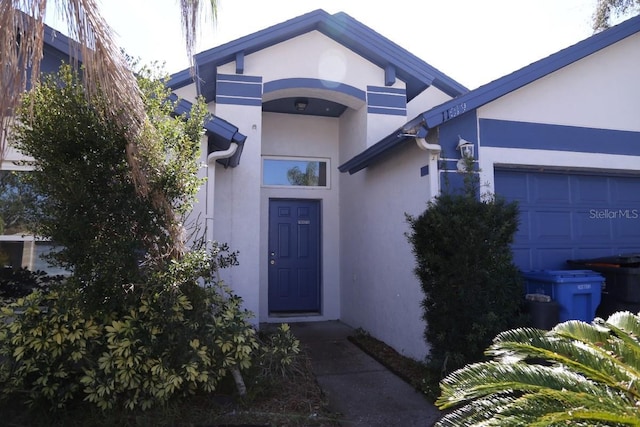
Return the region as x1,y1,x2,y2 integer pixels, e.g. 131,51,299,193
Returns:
52,0,599,90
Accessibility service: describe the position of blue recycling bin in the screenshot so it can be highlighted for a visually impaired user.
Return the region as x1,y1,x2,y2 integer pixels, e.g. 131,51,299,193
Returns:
521,270,604,323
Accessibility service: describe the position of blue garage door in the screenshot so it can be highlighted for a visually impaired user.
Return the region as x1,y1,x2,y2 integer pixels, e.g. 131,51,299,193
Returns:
495,169,640,271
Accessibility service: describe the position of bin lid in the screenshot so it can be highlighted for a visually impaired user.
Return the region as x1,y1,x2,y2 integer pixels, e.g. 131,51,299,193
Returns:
522,269,605,283
567,253,640,268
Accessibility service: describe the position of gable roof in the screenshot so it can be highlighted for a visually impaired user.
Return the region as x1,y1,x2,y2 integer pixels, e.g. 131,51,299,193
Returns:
339,14,640,174
167,9,468,103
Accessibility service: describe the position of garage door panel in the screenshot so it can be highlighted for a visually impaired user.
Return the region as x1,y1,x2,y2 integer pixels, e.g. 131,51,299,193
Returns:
614,217,640,240
514,211,531,240
575,210,613,240
512,248,533,270
495,169,640,271
612,178,640,203
534,211,572,240
574,176,609,204
532,175,571,205
573,247,618,260
497,172,529,202
535,247,576,270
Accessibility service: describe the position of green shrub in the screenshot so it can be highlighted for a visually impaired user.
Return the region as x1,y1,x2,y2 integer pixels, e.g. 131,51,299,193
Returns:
256,324,301,379
0,267,64,302
0,287,101,408
1,64,300,413
406,168,525,376
11,64,207,313
0,246,259,411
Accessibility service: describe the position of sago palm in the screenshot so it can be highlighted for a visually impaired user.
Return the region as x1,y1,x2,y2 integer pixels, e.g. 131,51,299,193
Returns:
436,311,640,426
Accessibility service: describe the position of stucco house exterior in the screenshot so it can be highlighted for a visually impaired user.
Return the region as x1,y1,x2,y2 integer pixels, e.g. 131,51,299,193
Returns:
170,10,640,359
2,9,640,360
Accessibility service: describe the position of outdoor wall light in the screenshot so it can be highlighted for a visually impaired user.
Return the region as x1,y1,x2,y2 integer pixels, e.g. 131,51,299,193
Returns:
456,135,474,171
294,98,308,112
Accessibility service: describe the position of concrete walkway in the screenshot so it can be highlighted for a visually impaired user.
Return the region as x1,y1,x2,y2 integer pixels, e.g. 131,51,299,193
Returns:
289,321,442,427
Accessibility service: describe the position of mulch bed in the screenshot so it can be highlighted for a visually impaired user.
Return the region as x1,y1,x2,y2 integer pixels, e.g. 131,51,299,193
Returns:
348,333,440,400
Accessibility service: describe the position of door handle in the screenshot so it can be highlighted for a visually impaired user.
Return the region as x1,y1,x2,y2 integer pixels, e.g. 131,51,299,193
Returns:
270,259,275,265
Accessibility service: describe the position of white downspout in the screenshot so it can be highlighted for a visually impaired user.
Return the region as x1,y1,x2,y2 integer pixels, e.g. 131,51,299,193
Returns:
415,137,441,201
415,137,441,153
205,141,239,246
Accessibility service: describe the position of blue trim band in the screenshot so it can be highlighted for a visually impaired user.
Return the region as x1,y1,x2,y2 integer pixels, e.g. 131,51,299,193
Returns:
215,96,262,106
481,119,640,156
367,86,406,95
367,106,406,116
367,92,406,109
189,9,467,103
217,73,262,83
216,81,262,98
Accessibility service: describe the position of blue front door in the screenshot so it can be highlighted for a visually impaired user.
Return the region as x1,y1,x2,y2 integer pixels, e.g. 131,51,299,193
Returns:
268,199,321,313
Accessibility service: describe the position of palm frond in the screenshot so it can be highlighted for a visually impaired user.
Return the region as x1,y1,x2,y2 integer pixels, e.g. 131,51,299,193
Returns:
437,313,640,426
436,394,518,426
534,410,640,426
438,383,638,426
437,361,613,409
488,324,640,397
1,1,145,164
180,0,217,71
601,313,640,375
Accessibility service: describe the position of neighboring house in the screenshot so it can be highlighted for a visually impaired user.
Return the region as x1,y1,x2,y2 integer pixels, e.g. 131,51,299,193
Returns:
3,9,639,360
0,24,76,274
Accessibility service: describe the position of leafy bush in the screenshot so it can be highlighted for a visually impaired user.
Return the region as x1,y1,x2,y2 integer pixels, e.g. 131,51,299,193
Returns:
256,324,301,379
436,312,640,426
1,64,300,413
0,246,259,411
406,168,525,375
11,64,207,312
0,267,64,302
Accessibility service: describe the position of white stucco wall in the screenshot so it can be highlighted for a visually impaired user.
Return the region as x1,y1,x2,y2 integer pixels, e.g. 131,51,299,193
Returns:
477,31,640,191
339,140,433,360
227,32,395,94
478,32,640,131
172,84,199,105
259,112,341,322
406,85,452,120
209,103,263,321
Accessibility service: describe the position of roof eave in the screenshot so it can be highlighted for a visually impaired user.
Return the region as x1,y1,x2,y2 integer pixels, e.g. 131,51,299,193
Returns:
340,14,640,174
338,131,412,174
174,9,467,104
423,14,640,129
